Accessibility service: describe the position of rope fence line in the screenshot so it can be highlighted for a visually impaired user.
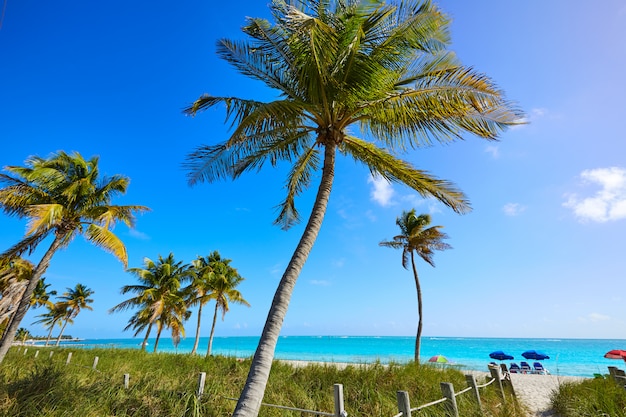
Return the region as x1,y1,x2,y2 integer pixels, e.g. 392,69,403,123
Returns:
15,346,348,416
395,365,515,417
16,346,515,417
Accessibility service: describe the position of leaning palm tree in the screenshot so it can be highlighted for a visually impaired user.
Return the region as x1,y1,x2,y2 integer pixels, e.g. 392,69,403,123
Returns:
32,302,69,346
54,284,94,346
184,1,522,414
30,277,57,309
109,253,192,353
380,210,450,362
0,151,149,363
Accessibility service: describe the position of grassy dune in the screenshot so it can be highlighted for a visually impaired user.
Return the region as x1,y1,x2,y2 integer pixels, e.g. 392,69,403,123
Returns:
0,347,526,416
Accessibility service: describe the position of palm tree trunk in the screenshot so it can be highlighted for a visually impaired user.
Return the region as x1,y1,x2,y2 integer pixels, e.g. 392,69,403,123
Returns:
153,324,163,353
0,234,64,364
206,302,219,357
232,144,336,417
55,315,72,347
410,252,423,363
192,303,203,355
45,325,54,346
141,323,152,351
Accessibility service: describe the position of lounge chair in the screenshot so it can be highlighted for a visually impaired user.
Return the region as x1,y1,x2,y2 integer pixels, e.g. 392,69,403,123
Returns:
520,361,532,373
509,363,521,373
533,362,548,374
500,363,509,374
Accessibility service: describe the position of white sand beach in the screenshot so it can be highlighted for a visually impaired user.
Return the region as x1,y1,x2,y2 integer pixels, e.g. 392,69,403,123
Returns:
508,373,586,416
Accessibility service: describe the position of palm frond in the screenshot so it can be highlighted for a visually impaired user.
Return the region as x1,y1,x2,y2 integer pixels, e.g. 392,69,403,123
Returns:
342,136,470,213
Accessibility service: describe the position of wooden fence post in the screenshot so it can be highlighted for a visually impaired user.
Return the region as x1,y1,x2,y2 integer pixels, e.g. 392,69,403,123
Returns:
465,374,482,411
440,382,459,417
123,373,130,389
396,390,412,417
196,372,206,397
488,365,506,404
333,384,346,417
66,352,72,365
92,356,99,370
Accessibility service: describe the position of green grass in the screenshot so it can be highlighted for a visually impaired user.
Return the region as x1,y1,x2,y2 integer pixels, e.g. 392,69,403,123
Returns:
551,376,626,417
1,347,526,416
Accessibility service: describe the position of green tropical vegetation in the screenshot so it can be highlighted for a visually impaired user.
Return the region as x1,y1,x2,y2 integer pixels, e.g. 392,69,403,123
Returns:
54,284,94,346
183,0,522,414
32,303,70,346
380,210,450,362
0,347,527,417
109,254,193,352
0,151,149,363
551,376,626,416
14,328,31,343
188,252,250,357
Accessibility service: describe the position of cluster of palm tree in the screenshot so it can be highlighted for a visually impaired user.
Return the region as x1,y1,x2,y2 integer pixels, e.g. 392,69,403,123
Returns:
0,151,148,363
110,251,249,356
32,283,94,346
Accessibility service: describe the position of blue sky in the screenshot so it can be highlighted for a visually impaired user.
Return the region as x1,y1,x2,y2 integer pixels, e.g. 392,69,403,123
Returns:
1,0,625,341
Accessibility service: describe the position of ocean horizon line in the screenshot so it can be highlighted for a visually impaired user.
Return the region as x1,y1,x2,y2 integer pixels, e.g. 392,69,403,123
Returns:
32,335,626,378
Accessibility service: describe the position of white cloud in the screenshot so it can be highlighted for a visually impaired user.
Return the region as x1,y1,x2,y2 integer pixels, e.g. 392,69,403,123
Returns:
503,203,526,216
128,229,150,240
578,313,611,323
485,145,500,159
563,167,626,223
309,279,331,286
368,174,394,207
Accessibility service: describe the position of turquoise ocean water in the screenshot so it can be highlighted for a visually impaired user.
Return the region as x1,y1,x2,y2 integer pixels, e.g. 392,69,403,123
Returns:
47,336,626,378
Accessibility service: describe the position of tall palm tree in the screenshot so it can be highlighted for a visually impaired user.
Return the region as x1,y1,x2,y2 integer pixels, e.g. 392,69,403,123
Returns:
187,251,250,356
109,253,192,352
187,253,216,355
0,151,149,363
380,210,450,361
184,1,522,414
54,284,94,346
32,302,69,346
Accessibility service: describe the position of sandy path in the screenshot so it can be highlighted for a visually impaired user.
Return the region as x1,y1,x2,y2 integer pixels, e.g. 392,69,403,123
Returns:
508,373,586,416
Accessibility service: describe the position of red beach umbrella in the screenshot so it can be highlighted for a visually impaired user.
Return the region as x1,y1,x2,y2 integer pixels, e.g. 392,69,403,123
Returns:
604,349,626,359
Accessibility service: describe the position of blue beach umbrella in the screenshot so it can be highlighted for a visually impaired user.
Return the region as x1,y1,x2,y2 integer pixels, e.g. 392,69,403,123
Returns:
489,350,514,361
521,350,550,360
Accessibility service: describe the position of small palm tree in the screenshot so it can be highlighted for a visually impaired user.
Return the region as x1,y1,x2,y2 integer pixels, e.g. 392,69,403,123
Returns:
0,151,148,363
380,210,450,362
32,303,68,346
54,284,94,346
30,277,57,309
15,327,31,344
204,255,249,357
110,253,192,352
184,1,522,414
187,251,250,356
